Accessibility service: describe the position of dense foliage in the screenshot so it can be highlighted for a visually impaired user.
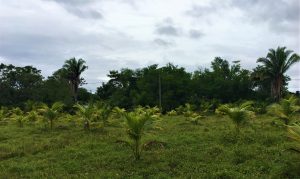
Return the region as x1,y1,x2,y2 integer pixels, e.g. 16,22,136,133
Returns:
97,58,255,111
1,47,299,111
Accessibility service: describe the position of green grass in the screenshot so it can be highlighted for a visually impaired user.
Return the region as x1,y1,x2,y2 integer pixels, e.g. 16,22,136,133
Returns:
0,114,299,178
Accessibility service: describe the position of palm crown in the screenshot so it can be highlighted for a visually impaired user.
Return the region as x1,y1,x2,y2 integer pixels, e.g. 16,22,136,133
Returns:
62,58,88,102
257,47,300,101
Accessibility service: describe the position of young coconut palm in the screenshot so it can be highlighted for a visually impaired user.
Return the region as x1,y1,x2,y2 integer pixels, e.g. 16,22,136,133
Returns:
216,101,255,133
74,103,94,130
189,114,205,125
39,102,64,130
118,107,158,160
10,107,26,127
94,103,113,127
0,107,9,122
267,96,300,125
167,109,177,116
287,124,300,153
25,110,41,123
182,103,194,117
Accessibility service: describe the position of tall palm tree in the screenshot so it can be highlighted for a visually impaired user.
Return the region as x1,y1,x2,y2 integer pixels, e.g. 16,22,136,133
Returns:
257,47,300,101
62,58,88,103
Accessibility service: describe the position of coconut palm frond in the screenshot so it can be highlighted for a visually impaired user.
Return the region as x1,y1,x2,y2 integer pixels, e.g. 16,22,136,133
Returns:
267,95,300,125
216,103,254,133
287,124,300,153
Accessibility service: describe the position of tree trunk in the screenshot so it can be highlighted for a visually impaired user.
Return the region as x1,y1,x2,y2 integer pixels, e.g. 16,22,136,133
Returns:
69,80,79,103
84,120,90,130
50,119,53,130
135,139,140,160
271,75,283,102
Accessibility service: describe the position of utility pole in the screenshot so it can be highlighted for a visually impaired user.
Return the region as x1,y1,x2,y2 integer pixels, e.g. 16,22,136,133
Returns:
158,73,162,112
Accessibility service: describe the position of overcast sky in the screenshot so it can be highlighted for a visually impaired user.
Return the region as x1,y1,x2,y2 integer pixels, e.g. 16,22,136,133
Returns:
0,0,299,92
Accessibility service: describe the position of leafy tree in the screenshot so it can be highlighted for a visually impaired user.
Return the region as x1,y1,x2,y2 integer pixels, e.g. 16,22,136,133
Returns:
216,101,255,133
97,68,137,109
257,47,300,101
97,63,191,111
40,74,73,106
39,102,64,130
0,63,43,106
267,96,300,125
60,58,88,103
191,58,252,103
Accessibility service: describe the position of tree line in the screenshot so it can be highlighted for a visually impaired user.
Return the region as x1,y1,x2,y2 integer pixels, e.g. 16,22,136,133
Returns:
0,47,299,111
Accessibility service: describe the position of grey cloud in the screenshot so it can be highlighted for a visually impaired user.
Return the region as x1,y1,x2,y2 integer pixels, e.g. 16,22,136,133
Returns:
232,0,300,34
153,38,175,47
186,0,300,34
155,18,182,36
46,0,103,19
46,0,95,6
186,4,217,18
64,7,103,19
189,30,204,39
156,25,180,36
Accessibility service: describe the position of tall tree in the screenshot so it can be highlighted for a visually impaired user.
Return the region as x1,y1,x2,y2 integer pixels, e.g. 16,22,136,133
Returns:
257,47,300,101
61,58,88,103
191,57,252,103
0,63,43,107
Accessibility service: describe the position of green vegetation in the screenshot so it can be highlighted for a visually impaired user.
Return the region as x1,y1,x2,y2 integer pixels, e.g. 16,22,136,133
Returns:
0,47,300,177
117,107,160,160
39,102,64,130
288,124,300,153
216,101,255,133
1,47,299,111
0,112,299,178
256,47,300,101
267,96,300,125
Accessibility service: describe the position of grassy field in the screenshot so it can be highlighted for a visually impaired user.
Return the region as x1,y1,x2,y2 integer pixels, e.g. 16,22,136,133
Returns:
0,114,299,178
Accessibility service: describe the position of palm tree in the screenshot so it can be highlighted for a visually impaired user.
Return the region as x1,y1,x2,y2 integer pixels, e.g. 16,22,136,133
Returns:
257,47,300,101
39,102,64,130
62,58,88,103
216,101,255,133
